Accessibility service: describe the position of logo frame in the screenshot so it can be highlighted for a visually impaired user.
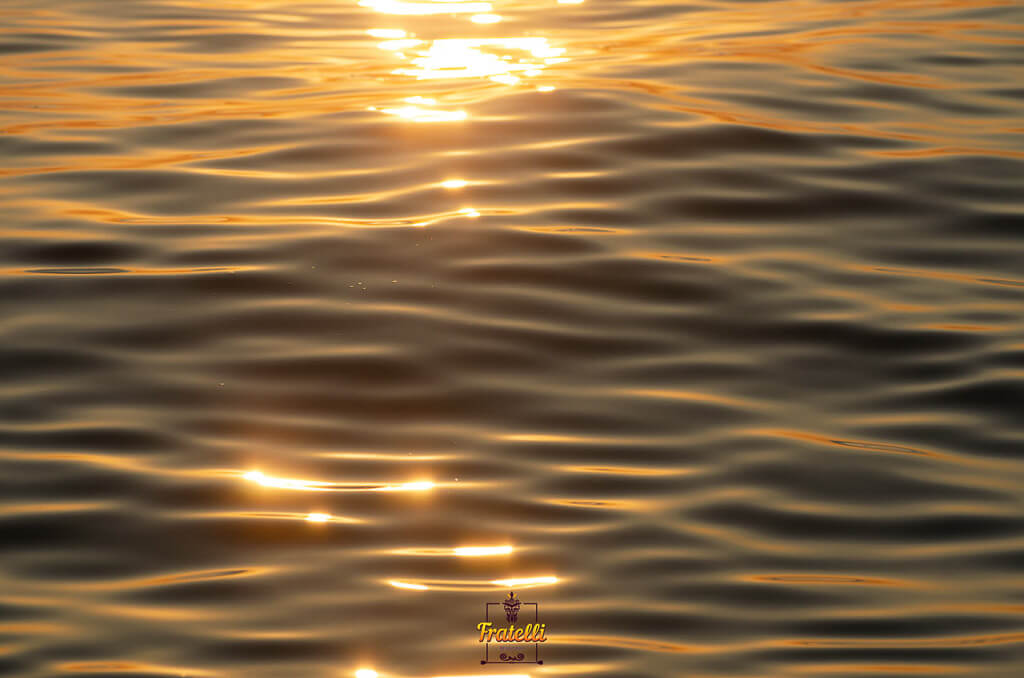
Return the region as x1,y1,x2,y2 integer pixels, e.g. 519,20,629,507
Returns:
480,595,544,665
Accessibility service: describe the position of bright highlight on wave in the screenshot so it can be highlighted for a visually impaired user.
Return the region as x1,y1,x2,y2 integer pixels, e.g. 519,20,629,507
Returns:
385,575,557,591
392,38,566,82
360,0,492,16
366,28,407,39
455,545,514,556
243,470,331,491
354,671,527,678
375,95,469,122
242,471,433,493
399,481,435,491
388,580,430,590
377,105,468,122
377,38,423,51
389,545,514,557
491,576,558,587
367,9,569,122
305,513,331,523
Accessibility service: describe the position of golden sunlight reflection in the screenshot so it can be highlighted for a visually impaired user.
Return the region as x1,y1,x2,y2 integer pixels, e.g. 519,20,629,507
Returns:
354,670,378,678
392,38,566,82
400,480,435,491
440,179,468,189
456,545,514,557
388,580,430,590
243,470,433,492
366,28,407,39
377,38,423,51
362,0,574,122
388,545,514,557
243,470,331,491
375,105,468,122
385,575,558,591
360,0,493,16
491,576,558,587
182,509,363,524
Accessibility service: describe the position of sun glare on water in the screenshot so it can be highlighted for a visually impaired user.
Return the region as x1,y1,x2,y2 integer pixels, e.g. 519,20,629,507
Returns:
359,0,492,15
454,545,514,556
243,471,433,493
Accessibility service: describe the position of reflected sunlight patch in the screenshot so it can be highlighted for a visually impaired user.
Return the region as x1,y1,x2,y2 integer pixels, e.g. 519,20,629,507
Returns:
388,580,430,590
491,576,558,587
180,509,363,524
366,28,407,39
387,545,514,557
367,17,569,123
392,38,565,81
456,545,514,556
377,38,423,51
385,575,558,592
360,0,492,15
56,662,216,676
377,105,468,122
243,470,433,492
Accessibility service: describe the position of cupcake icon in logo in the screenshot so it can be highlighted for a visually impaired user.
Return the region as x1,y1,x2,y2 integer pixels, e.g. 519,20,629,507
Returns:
503,591,521,623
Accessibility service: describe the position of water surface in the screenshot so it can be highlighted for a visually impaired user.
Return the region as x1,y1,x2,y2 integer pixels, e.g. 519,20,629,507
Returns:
2,0,1024,677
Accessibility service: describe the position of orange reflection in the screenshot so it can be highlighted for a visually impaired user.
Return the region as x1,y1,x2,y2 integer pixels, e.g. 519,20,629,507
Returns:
376,104,468,122
470,14,502,24
366,28,407,39
383,575,558,591
243,470,434,492
243,470,332,491
557,634,700,654
387,580,430,590
362,1,573,122
55,662,217,676
64,567,275,593
182,509,363,524
360,0,492,16
388,545,514,557
456,545,514,557
392,38,566,83
491,576,558,588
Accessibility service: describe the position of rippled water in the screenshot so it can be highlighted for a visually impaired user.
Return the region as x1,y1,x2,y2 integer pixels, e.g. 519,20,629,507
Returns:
2,0,1024,676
